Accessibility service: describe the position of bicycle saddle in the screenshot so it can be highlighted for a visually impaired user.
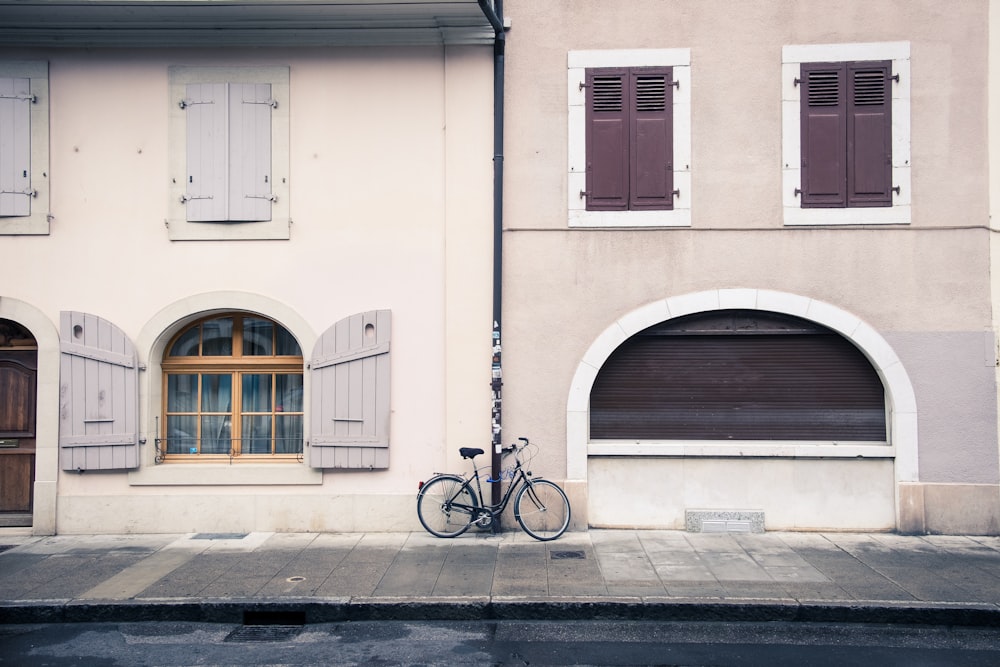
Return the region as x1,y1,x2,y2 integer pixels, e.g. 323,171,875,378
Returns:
459,447,484,459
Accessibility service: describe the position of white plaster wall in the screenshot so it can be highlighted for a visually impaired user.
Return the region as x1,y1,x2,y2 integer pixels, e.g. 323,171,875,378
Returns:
589,458,897,532
0,45,494,534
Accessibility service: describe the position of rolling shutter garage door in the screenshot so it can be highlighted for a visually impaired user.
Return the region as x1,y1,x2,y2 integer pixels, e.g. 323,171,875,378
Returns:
590,310,886,441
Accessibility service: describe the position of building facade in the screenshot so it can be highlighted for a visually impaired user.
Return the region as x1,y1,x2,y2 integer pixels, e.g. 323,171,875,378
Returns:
0,0,499,534
500,0,999,534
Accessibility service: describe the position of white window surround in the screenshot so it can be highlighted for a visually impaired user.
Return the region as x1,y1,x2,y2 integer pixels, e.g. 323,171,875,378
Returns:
167,66,290,241
129,291,320,486
782,41,911,225
568,49,691,228
566,289,918,484
0,61,49,235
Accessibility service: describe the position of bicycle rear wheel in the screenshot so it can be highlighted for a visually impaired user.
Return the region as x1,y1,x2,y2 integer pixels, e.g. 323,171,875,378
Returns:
417,474,478,538
514,478,571,541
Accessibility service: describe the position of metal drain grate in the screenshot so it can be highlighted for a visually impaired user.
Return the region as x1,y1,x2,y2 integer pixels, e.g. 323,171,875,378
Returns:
550,550,586,560
192,533,248,540
225,625,302,643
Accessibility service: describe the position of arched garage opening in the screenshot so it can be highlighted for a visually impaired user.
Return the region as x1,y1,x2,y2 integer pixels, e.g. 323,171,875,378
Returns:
566,289,917,532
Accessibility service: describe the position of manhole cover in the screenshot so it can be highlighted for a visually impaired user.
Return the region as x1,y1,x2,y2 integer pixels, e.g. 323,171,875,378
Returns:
550,550,586,560
225,625,302,643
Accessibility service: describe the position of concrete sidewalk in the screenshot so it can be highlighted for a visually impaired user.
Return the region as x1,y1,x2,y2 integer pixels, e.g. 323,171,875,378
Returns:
1,529,999,626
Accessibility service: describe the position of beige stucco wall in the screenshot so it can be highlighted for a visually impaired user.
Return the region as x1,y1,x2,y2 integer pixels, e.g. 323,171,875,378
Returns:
500,0,998,532
0,45,494,534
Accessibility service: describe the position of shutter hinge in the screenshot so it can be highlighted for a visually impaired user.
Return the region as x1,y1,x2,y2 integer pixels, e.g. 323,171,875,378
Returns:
892,185,901,195
0,188,37,198
579,82,588,90
180,194,213,203
178,98,214,109
890,73,900,83
793,77,801,86
794,188,802,197
243,98,278,109
672,189,680,199
245,193,277,202
579,190,588,199
0,93,37,102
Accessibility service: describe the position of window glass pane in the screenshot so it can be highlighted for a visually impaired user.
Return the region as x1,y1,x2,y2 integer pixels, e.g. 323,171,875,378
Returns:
201,374,232,412
201,317,233,356
276,415,303,453
243,317,273,356
276,374,303,412
169,326,200,357
242,374,272,412
242,415,272,454
167,374,198,412
201,416,231,454
166,415,196,454
276,325,301,356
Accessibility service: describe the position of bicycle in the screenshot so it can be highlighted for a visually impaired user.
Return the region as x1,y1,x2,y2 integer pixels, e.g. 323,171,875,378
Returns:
416,437,571,541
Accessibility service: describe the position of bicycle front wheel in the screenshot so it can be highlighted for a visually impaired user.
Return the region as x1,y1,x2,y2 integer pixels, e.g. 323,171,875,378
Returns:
417,474,478,538
514,478,571,541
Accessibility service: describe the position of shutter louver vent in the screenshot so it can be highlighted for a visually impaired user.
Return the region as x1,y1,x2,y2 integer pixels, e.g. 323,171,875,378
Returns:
592,76,623,112
635,75,666,112
853,69,886,106
807,71,840,106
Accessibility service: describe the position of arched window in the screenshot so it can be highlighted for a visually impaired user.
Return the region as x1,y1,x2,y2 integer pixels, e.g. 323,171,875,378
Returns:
590,310,886,442
161,314,303,460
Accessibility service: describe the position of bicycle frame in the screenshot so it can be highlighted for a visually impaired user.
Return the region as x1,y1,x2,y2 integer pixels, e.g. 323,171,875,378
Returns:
444,447,536,524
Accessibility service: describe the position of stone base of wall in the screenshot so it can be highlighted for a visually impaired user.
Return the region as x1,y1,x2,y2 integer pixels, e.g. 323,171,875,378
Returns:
898,483,1000,535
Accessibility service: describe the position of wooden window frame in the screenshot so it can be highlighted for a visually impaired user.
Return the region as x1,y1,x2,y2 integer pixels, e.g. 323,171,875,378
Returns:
161,314,304,462
568,49,691,228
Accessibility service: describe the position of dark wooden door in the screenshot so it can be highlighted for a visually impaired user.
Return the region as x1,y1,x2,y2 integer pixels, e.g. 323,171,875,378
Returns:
0,349,36,520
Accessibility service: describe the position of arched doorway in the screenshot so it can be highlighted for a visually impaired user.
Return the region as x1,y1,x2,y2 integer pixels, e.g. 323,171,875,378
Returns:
0,320,37,527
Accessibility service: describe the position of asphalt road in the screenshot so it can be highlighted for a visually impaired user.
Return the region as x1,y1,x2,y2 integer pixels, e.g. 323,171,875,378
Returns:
2,619,999,666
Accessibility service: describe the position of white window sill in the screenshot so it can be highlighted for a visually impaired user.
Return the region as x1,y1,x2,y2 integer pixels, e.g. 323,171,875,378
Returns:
129,462,322,486
588,441,893,458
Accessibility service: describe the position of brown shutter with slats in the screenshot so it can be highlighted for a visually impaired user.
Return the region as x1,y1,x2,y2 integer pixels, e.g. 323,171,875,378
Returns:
585,68,629,211
590,311,886,441
847,61,892,207
800,62,848,208
629,67,673,211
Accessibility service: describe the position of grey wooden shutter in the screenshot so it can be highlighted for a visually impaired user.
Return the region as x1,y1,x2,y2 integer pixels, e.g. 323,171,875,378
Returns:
310,310,390,469
59,312,139,471
847,61,892,207
629,67,673,211
228,83,272,222
185,82,228,222
0,77,32,217
800,62,848,208
585,68,629,211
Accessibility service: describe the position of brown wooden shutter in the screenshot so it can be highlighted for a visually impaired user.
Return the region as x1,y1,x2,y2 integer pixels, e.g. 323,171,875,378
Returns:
800,62,847,208
590,311,886,441
847,61,892,207
310,310,390,469
629,67,673,211
585,68,629,211
59,312,139,471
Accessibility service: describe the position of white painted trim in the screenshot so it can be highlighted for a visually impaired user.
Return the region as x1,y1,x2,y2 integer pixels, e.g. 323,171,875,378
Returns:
0,61,49,235
129,291,320,485
167,65,291,241
781,42,910,226
565,289,919,511
568,49,691,228
0,297,59,534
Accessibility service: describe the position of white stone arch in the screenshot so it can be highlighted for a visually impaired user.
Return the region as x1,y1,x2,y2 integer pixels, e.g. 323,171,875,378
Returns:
566,289,918,525
0,297,59,534
129,291,319,485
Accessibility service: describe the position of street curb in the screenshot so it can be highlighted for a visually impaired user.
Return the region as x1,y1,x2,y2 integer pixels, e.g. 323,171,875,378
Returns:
2,597,999,627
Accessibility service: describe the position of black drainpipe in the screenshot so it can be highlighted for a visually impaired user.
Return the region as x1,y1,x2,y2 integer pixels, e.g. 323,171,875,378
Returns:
478,0,505,520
